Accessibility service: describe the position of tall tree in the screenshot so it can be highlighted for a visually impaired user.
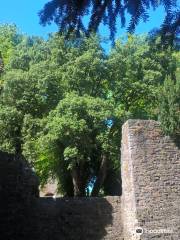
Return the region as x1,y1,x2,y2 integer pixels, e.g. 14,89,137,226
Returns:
107,35,177,119
24,93,119,197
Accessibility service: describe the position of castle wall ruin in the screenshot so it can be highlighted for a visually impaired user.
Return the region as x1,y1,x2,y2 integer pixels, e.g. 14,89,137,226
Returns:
1,120,180,240
121,120,180,239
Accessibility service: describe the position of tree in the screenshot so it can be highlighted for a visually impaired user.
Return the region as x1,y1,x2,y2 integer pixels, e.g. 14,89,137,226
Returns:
0,33,64,154
39,0,179,40
0,28,178,196
107,35,177,119
0,31,120,195
0,24,22,90
0,105,22,154
60,35,108,97
0,24,22,65
23,93,120,197
158,53,180,142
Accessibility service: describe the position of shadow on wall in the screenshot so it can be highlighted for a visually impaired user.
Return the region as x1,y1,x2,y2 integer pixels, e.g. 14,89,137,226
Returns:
31,197,114,240
0,151,39,240
174,135,180,148
0,151,115,240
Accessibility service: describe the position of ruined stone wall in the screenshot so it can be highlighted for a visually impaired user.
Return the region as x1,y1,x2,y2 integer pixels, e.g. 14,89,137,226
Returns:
33,197,122,240
1,120,180,240
121,120,180,240
0,151,122,240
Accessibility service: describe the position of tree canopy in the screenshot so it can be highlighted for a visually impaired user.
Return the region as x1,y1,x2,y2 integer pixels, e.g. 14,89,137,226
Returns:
39,0,180,40
0,25,179,196
0,24,22,65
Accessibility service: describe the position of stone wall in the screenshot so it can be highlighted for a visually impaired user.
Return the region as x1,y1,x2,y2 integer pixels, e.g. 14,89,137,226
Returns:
0,151,122,240
121,120,180,240
33,197,122,240
1,120,180,240
0,151,39,240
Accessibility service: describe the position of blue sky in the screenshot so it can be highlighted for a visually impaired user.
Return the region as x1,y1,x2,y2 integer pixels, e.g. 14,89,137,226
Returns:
0,0,178,40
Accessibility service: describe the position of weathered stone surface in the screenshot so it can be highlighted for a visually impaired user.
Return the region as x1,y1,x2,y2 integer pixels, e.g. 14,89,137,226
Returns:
121,120,180,240
1,119,180,240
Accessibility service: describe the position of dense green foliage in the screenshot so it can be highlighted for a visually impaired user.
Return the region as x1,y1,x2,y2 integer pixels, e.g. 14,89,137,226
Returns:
0,24,179,196
158,52,180,141
0,24,22,65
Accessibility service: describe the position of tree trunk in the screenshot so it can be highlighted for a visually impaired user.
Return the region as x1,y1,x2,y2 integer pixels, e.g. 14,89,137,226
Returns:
71,166,85,197
91,154,108,197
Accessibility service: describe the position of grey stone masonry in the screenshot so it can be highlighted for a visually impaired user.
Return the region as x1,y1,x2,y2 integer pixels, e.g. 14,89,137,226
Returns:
2,119,180,240
121,120,180,240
